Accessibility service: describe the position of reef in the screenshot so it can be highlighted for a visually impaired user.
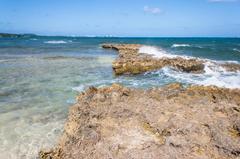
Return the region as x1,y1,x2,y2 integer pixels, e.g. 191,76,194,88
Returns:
102,43,240,75
102,44,205,75
40,83,240,159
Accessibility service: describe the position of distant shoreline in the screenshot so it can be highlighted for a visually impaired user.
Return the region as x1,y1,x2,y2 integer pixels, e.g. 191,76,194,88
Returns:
0,33,239,38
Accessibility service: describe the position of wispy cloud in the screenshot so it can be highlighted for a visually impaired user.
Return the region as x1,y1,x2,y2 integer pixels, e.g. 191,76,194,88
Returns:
208,0,238,2
143,6,162,14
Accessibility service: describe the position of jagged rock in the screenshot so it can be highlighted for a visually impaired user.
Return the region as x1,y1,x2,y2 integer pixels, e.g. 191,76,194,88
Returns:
102,44,205,75
40,84,240,159
102,44,240,75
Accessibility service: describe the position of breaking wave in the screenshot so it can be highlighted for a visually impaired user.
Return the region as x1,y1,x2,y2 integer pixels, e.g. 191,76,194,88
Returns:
233,48,240,53
44,40,68,44
171,44,191,48
139,46,178,58
161,63,240,89
139,45,240,89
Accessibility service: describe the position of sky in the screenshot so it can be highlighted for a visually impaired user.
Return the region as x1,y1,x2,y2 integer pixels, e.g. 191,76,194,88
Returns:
0,0,240,37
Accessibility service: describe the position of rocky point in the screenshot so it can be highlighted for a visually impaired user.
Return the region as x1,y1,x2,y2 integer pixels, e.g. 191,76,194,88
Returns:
40,83,240,159
102,43,240,75
102,44,205,75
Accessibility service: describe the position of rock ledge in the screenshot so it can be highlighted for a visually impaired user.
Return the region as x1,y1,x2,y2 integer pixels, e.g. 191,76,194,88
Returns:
102,44,205,75
40,83,240,159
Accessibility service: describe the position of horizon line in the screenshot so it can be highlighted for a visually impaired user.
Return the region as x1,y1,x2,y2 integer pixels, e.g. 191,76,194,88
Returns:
0,32,239,38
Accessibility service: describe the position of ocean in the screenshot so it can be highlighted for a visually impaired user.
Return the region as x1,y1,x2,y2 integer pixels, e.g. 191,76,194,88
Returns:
0,36,240,158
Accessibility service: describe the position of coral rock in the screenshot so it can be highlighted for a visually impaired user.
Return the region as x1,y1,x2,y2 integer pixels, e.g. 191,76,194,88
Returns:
40,84,240,159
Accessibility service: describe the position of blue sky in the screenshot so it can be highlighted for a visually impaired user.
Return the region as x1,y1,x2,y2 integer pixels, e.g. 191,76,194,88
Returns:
0,0,239,37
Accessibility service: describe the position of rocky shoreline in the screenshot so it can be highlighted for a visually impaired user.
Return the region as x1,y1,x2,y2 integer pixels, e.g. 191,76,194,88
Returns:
102,44,205,75
102,43,240,75
39,43,240,159
40,83,240,159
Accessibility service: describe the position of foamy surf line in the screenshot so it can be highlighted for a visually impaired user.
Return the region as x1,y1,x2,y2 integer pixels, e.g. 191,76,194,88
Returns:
139,45,239,64
233,48,240,53
161,65,240,89
44,40,69,44
171,44,204,49
171,44,191,48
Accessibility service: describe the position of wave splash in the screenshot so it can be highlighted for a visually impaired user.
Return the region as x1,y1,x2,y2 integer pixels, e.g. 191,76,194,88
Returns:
139,45,240,89
162,63,240,89
139,46,178,58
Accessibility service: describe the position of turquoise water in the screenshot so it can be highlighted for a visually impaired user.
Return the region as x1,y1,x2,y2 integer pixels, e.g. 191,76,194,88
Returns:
0,36,240,158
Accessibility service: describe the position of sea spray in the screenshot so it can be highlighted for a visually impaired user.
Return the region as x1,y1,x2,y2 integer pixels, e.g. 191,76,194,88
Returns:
139,45,240,88
161,62,240,89
139,45,178,58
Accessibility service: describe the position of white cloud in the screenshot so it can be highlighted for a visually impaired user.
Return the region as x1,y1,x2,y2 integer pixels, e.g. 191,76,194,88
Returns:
208,0,238,2
143,6,162,14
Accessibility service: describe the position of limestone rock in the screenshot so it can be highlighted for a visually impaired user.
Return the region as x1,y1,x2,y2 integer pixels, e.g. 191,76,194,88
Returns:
102,44,240,75
40,84,240,159
102,44,205,75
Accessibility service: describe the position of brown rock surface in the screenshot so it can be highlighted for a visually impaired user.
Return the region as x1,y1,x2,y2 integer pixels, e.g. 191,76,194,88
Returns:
40,83,240,159
102,44,205,75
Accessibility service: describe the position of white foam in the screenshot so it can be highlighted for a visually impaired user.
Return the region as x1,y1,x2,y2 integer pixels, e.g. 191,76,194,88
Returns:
162,61,240,89
233,48,240,53
44,40,67,44
171,44,191,48
138,45,240,89
139,46,178,58
72,85,85,92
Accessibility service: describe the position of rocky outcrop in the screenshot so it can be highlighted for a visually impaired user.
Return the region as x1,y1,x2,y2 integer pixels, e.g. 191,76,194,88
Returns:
40,84,240,159
102,44,240,75
102,44,205,75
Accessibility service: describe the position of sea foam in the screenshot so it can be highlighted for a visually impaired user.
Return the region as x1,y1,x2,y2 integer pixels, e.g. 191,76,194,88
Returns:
161,61,240,89
171,44,191,48
139,46,178,58
233,48,240,53
139,45,240,89
44,40,68,44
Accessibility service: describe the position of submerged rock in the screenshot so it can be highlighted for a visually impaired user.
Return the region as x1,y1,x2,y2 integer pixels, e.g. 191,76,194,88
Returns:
102,44,205,75
40,84,240,159
221,63,240,72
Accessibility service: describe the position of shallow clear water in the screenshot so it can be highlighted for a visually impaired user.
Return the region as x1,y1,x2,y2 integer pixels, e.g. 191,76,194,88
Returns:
0,36,240,158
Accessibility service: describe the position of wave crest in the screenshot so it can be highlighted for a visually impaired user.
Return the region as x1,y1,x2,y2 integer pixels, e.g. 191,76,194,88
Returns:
160,62,240,89
233,48,240,53
171,44,191,48
44,40,68,44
